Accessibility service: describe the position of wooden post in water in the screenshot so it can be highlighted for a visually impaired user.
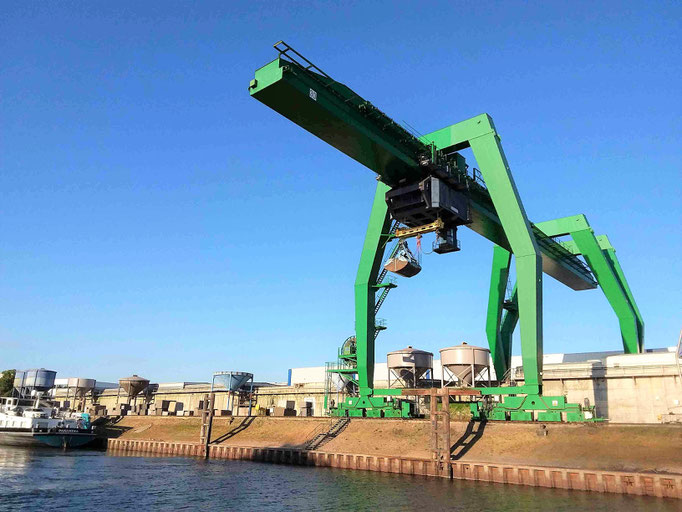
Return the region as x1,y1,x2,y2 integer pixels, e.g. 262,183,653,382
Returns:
402,388,479,477
199,393,215,459
431,388,450,476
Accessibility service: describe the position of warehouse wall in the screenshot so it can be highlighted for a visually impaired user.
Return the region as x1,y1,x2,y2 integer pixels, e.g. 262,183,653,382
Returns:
541,374,681,423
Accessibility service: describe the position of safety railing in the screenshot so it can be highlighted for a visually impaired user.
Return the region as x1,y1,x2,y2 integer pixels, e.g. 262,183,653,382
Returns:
274,40,332,79
273,41,426,159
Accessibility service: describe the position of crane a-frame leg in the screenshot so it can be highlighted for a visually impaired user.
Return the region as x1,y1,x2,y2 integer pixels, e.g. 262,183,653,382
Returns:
483,215,643,421
485,245,514,380
332,181,409,418
487,216,644,369
534,215,644,353
426,115,544,395
339,115,550,418
431,118,596,421
354,181,392,397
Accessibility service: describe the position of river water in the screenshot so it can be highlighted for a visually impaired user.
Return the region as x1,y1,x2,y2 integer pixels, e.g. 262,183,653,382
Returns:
0,446,677,511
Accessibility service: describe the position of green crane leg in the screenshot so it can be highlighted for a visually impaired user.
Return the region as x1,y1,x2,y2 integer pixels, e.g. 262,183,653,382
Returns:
355,181,392,396
500,285,519,377
486,245,512,379
535,215,644,354
602,245,644,352
469,130,543,393
422,115,543,393
570,230,640,354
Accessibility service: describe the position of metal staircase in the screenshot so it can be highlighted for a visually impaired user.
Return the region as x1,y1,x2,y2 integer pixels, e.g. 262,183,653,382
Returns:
374,275,397,315
304,417,351,450
373,221,400,338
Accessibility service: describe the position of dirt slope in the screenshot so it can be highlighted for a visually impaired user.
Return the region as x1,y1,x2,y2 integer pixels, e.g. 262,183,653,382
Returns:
106,416,682,474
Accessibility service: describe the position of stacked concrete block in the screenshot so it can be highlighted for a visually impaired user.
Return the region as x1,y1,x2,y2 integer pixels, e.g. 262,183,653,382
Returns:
273,406,296,417
149,399,185,416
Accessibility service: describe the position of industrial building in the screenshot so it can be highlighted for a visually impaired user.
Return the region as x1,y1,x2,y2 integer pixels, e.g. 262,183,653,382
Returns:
51,345,681,424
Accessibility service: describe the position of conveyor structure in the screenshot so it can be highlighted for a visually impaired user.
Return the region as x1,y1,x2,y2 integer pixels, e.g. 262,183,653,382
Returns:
250,41,644,421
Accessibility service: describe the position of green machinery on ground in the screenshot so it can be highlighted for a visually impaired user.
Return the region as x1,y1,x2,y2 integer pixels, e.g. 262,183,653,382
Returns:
250,42,643,421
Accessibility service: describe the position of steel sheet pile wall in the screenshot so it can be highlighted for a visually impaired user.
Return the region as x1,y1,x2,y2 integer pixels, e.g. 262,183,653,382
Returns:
107,439,681,499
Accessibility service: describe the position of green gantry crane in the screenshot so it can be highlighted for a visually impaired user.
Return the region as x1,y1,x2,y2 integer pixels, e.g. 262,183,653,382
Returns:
250,42,643,421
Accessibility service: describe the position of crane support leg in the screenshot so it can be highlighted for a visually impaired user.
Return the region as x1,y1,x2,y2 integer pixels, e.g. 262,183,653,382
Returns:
500,285,519,377
354,181,392,395
602,245,644,351
426,115,543,393
571,231,641,353
486,245,513,379
535,215,644,353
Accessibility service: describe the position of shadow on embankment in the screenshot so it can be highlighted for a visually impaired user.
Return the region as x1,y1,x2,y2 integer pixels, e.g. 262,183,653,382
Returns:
450,420,487,460
94,416,133,439
210,416,350,451
211,416,256,444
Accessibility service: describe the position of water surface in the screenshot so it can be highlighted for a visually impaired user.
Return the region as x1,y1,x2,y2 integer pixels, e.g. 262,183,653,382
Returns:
0,447,676,511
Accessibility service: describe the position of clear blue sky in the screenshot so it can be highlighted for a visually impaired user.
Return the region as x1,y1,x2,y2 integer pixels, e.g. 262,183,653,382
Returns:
1,2,680,383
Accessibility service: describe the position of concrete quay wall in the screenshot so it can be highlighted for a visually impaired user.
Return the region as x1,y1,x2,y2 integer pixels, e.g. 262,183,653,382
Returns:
107,438,682,500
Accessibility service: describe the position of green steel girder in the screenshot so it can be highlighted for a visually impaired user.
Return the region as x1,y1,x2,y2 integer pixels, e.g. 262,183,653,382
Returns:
249,58,422,186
